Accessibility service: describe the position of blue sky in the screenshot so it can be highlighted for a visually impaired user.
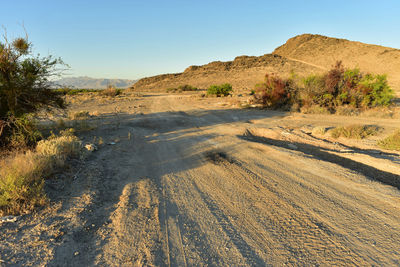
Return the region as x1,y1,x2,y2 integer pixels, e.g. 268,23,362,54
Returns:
1,0,399,79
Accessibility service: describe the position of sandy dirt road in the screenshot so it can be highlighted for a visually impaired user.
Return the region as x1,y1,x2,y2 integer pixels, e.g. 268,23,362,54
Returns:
1,93,400,266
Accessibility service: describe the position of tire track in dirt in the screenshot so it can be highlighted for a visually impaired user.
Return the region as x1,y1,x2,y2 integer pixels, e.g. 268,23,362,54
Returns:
227,137,400,264
196,151,366,265
101,179,163,266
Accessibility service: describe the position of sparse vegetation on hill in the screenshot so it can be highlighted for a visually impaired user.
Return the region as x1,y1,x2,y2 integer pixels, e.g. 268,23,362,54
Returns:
207,83,233,97
273,34,400,96
132,54,321,91
131,34,400,96
253,61,395,112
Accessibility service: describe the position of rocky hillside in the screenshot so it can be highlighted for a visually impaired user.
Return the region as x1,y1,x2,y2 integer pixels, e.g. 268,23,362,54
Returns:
273,34,400,95
132,54,322,91
132,34,400,95
57,76,137,89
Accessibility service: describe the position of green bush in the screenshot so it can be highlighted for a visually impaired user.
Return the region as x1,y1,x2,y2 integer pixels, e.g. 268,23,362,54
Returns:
359,74,394,107
207,83,233,97
300,74,328,108
253,61,395,112
7,114,42,147
0,34,65,147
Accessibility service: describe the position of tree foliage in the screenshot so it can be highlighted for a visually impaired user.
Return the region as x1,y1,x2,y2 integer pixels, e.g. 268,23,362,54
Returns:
0,33,65,146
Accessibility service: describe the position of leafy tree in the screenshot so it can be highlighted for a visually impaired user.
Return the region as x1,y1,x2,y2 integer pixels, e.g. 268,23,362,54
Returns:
0,33,65,146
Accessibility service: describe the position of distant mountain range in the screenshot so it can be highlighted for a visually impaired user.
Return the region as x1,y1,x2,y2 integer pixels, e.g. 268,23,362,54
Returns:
56,76,138,89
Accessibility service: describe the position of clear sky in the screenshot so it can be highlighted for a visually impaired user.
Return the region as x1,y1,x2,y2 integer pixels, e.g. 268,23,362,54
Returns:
1,0,399,79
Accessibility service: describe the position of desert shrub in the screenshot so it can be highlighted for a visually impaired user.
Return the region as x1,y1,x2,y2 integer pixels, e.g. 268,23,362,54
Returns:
252,61,395,112
207,83,233,97
378,130,400,151
101,85,123,97
36,132,81,166
359,74,394,107
300,74,330,108
0,34,65,147
54,87,99,95
0,151,48,215
5,114,43,147
0,131,82,215
324,61,345,95
72,120,95,132
178,84,198,91
70,111,90,120
166,87,176,93
329,125,379,139
253,74,295,108
335,105,360,116
312,126,329,135
166,84,198,93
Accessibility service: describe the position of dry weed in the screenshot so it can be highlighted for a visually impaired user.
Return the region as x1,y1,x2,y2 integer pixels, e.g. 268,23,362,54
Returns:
312,126,329,135
329,125,380,139
0,132,82,216
378,130,400,151
70,111,90,120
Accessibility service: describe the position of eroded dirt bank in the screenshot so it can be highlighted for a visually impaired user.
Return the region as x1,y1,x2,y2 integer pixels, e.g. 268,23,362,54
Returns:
1,94,400,266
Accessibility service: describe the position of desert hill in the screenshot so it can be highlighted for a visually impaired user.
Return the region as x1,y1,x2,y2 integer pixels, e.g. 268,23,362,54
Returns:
57,76,137,89
273,34,400,95
132,54,322,91
132,34,400,96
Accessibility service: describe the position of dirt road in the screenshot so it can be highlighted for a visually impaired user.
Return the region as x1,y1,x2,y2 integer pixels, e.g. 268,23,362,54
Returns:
1,94,400,266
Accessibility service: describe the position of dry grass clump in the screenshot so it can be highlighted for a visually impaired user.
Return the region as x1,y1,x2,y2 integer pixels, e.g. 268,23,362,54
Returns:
0,151,48,215
329,125,379,139
101,85,123,97
0,131,82,216
312,126,329,135
36,130,82,166
335,105,360,116
378,130,400,151
70,111,90,120
360,106,398,118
